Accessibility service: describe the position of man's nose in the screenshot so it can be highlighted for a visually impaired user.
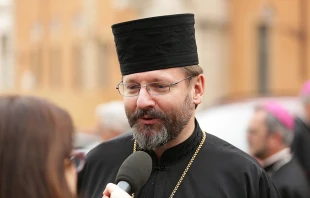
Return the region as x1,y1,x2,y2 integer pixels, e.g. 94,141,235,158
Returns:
136,86,156,109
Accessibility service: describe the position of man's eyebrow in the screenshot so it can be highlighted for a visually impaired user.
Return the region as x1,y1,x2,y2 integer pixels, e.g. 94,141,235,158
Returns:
122,79,137,83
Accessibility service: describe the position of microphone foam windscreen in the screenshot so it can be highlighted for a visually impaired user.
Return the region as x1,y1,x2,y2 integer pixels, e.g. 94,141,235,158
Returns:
115,151,152,193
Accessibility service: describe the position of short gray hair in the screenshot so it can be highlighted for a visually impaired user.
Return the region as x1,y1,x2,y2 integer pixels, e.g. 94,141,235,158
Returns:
265,113,294,146
95,100,131,133
301,94,310,105
181,65,204,77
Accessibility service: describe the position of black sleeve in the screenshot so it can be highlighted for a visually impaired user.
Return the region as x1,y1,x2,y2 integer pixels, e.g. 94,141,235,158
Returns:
279,187,305,198
256,171,282,198
77,161,88,198
292,121,305,167
292,118,310,183
77,163,85,190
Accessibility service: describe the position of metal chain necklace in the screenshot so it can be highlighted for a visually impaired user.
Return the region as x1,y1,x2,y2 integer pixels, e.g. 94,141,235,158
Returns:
132,131,206,198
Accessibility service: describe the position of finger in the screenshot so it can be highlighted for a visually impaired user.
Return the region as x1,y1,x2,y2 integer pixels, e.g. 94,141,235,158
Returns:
103,183,117,196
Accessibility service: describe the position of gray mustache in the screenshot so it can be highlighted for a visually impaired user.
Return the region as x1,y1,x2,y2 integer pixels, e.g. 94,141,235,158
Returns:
131,109,166,121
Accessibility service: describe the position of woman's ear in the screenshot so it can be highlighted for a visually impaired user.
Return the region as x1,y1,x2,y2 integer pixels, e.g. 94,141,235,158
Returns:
192,74,205,105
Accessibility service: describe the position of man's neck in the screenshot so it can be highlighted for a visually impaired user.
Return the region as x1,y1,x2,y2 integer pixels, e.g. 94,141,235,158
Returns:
153,119,196,159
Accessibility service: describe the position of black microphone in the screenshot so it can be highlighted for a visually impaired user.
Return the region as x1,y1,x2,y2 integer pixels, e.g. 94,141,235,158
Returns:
115,151,152,194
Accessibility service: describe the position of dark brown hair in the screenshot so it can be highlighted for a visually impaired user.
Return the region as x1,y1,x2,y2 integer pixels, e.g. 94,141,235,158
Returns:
0,95,75,198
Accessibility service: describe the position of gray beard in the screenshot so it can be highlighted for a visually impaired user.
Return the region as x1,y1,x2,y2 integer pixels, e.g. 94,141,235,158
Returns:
132,124,169,150
128,94,193,150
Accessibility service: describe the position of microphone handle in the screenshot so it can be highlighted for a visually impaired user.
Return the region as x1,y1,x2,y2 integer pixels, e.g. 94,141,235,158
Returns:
117,181,131,194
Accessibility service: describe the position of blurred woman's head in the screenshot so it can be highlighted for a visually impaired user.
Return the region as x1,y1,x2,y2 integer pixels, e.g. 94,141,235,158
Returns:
0,95,81,198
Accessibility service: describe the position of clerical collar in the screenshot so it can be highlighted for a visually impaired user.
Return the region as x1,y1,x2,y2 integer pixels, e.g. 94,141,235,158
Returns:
141,119,203,166
262,148,291,168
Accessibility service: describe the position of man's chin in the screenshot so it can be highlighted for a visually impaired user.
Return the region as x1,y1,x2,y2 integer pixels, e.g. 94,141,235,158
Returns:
133,132,170,150
253,151,266,160
134,123,162,133
135,138,163,150
133,129,156,137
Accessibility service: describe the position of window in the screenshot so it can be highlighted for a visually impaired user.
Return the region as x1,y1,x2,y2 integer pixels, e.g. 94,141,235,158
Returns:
97,42,110,88
72,44,83,88
257,23,269,94
1,35,8,58
30,48,42,87
49,48,62,87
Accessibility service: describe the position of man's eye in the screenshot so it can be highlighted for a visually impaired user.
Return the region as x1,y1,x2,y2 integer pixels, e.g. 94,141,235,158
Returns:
149,83,169,90
126,84,140,90
151,83,168,89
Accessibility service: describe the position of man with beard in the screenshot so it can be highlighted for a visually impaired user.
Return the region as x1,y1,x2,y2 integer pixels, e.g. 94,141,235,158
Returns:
78,14,281,198
247,101,309,198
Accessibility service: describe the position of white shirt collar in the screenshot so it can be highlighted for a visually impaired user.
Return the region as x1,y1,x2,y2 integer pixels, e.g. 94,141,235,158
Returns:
262,148,291,168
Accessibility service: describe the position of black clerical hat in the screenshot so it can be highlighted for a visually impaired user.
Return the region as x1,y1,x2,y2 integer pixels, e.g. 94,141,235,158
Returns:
111,13,199,75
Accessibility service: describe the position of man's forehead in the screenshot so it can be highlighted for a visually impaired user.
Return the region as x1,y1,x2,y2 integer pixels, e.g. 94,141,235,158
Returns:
250,110,268,125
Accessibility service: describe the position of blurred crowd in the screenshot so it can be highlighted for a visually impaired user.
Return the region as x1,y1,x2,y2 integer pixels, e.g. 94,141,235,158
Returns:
2,80,310,197
74,100,130,154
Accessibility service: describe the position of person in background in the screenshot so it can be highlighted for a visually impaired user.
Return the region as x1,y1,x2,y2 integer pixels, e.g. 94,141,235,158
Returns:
73,101,130,154
95,100,131,141
247,101,309,198
0,95,84,198
292,79,310,185
74,130,103,154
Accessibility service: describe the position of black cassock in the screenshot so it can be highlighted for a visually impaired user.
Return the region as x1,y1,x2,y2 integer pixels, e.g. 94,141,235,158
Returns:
292,117,310,184
78,120,280,198
264,156,310,198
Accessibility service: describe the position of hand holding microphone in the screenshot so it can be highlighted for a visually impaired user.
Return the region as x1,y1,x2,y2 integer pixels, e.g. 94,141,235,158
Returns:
102,151,152,198
102,183,131,198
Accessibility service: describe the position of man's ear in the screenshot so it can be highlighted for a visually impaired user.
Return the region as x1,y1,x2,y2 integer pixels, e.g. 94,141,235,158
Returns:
192,74,205,105
267,131,283,150
270,132,282,143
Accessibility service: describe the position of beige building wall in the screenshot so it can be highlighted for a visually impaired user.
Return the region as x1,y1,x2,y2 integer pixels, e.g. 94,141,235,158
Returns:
14,0,138,128
194,1,229,108
229,0,310,98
